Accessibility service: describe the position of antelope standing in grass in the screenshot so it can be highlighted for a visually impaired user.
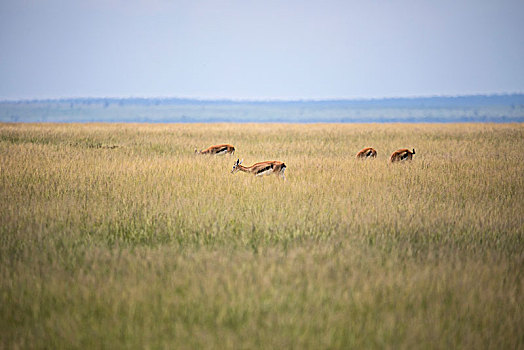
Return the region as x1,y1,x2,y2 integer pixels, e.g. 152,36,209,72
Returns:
390,148,416,162
231,159,286,180
356,147,377,159
195,144,235,155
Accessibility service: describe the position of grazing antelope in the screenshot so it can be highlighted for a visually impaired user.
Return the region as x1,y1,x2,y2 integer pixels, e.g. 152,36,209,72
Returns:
356,147,377,159
231,159,286,179
390,148,416,162
195,144,235,155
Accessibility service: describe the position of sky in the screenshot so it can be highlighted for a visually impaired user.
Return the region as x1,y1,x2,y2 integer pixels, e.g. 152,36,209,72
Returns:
0,0,523,100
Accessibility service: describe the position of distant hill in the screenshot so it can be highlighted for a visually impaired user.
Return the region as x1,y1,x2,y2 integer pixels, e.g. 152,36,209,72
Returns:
1,94,523,123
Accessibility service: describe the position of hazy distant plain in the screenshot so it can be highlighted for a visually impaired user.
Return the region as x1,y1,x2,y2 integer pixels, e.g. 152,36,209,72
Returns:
1,94,523,123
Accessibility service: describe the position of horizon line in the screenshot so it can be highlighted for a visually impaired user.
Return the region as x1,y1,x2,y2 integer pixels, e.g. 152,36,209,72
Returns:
1,91,523,103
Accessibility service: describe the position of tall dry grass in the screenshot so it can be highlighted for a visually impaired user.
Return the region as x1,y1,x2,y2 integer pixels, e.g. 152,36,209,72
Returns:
0,123,523,349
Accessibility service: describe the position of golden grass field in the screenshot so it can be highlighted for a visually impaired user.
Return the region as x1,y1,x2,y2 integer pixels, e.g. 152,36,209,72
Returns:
1,123,523,349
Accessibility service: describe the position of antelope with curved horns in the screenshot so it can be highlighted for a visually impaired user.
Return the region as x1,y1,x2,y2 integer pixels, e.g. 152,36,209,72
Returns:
390,148,416,163
231,159,286,180
356,147,377,159
195,144,235,155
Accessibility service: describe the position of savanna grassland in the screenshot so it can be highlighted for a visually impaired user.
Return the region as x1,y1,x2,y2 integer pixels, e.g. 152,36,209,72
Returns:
1,123,523,349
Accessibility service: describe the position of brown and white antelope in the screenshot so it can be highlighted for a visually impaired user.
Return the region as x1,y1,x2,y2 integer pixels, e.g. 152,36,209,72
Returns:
231,159,286,179
195,144,235,155
390,148,415,162
356,147,377,159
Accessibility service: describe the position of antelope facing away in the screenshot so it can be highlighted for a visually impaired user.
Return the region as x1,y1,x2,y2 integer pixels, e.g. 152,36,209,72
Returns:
195,144,235,155
356,147,377,159
231,159,286,180
390,148,416,163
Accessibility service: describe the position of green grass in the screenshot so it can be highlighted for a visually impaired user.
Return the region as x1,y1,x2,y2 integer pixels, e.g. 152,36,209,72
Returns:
1,123,523,349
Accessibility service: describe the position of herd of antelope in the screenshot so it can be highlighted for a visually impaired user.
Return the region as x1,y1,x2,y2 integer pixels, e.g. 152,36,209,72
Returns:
357,147,416,162
195,144,416,180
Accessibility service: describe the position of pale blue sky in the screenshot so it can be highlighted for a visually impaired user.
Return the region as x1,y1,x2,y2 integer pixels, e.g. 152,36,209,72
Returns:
1,0,523,100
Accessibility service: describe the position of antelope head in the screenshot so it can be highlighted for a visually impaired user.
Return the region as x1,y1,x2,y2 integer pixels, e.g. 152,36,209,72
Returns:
231,159,243,174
